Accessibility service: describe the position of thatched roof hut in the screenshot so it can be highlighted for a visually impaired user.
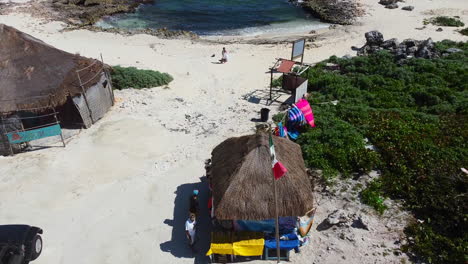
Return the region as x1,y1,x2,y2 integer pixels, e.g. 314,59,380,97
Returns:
0,24,104,113
210,132,314,220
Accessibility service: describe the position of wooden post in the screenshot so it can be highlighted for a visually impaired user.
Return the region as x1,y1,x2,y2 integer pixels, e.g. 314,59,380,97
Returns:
270,69,274,102
0,116,14,156
269,124,281,263
273,171,281,263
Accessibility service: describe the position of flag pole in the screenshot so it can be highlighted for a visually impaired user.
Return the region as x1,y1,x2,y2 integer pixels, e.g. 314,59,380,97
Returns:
269,124,281,263
274,169,281,263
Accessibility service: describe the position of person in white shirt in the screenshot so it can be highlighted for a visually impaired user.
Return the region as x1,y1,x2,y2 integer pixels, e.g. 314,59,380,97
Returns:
185,213,197,247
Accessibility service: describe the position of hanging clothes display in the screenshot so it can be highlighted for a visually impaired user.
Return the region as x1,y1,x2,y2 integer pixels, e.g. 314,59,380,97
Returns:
274,122,288,138
295,98,315,128
286,105,305,140
287,105,305,126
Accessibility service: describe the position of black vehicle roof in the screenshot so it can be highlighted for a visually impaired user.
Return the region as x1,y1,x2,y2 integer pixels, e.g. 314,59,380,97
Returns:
0,225,36,245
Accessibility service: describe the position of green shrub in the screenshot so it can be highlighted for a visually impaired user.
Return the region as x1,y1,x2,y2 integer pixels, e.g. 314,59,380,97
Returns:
111,66,173,90
297,105,380,182
360,179,387,214
425,16,465,27
459,27,468,36
272,112,286,123
271,75,283,88
295,41,468,263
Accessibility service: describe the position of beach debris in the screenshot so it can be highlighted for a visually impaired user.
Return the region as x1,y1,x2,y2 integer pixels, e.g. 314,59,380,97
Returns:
378,0,397,5
385,3,398,9
402,5,414,11
436,27,443,32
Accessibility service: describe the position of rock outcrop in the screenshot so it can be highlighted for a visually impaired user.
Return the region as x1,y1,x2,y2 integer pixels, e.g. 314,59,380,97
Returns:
352,31,461,60
51,0,153,26
299,0,364,25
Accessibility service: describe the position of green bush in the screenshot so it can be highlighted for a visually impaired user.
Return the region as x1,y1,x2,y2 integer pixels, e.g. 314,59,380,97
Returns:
111,66,173,90
360,179,387,214
459,27,468,36
295,40,468,264
425,16,465,27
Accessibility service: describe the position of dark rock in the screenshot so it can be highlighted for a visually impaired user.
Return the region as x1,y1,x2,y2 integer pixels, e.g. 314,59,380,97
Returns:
416,47,432,59
326,209,350,225
401,5,414,11
406,46,418,54
379,0,397,5
316,209,350,231
385,3,398,9
365,31,384,45
381,38,399,49
402,39,419,47
395,48,407,60
352,215,370,230
436,27,443,32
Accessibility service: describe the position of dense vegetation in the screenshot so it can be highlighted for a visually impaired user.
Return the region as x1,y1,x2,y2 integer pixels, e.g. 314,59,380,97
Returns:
460,27,468,36
424,16,465,27
111,66,173,90
289,40,467,264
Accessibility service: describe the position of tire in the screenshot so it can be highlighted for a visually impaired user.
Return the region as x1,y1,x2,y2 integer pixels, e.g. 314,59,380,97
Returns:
30,235,42,261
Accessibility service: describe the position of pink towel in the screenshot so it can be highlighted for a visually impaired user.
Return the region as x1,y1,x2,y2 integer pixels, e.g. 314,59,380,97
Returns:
295,98,316,128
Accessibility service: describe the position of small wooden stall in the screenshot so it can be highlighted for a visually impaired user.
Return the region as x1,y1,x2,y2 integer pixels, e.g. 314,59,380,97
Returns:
206,132,315,262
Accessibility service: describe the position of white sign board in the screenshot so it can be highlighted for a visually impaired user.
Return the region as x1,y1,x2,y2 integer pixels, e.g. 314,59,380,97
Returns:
295,79,308,102
292,39,305,60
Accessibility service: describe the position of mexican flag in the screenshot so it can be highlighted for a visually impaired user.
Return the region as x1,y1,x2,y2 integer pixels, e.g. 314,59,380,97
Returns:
269,133,288,180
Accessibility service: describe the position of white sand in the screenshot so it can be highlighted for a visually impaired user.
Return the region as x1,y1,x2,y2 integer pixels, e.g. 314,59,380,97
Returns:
0,0,467,263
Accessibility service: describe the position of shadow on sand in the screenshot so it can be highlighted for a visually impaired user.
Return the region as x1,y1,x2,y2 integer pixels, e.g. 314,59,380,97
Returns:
160,177,212,264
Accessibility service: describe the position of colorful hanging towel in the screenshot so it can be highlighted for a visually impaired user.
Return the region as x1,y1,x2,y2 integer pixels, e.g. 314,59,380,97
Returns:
288,105,305,127
295,98,316,128
287,130,300,140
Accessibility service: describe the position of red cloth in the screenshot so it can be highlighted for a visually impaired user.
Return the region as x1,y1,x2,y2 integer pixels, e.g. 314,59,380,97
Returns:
273,161,287,180
276,59,295,73
208,196,213,209
296,98,316,128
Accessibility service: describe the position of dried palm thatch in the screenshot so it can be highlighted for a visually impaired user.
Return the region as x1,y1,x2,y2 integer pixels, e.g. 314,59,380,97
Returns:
0,24,104,113
210,132,314,220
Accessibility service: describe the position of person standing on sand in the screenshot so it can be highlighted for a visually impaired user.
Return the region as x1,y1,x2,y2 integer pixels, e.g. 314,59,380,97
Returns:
185,213,197,248
220,47,228,63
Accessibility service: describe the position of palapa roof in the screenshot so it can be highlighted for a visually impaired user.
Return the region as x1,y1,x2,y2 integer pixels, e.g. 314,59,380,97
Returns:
210,132,314,220
0,24,104,113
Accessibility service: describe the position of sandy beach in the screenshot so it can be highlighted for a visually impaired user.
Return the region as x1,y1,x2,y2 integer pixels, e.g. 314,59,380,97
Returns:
0,0,467,263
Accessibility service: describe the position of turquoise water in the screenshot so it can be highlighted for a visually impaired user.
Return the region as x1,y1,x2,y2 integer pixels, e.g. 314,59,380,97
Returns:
97,0,327,36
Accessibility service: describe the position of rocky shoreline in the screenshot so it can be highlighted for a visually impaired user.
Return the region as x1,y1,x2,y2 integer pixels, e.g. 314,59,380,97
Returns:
51,0,151,26
293,0,364,25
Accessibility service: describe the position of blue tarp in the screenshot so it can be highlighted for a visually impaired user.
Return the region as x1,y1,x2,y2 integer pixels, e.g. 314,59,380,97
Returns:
265,233,299,251
235,217,296,234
